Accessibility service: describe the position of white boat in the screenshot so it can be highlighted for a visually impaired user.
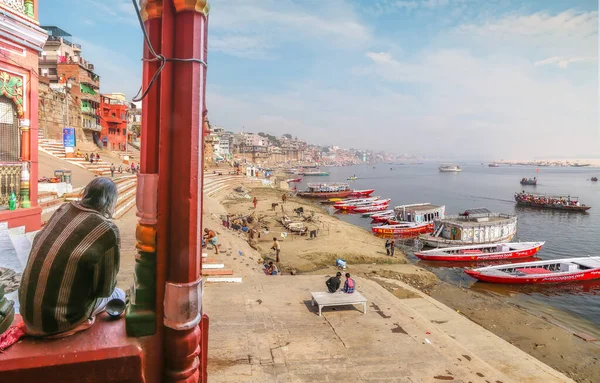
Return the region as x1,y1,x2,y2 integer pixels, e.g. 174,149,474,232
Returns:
334,197,379,205
439,164,462,172
362,209,394,217
420,208,517,248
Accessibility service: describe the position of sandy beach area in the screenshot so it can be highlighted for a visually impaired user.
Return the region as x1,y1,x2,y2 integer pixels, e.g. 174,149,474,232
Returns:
200,172,599,383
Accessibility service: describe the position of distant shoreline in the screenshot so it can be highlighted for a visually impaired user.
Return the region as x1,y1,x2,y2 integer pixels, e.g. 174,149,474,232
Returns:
492,159,600,167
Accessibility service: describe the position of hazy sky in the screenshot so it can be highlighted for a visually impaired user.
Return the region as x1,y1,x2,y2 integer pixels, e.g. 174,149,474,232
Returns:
41,0,598,159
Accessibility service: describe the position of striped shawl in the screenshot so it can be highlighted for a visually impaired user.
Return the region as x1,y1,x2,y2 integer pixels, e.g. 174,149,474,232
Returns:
18,202,120,336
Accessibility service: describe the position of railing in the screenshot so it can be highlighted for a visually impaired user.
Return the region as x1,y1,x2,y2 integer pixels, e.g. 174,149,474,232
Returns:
0,163,21,208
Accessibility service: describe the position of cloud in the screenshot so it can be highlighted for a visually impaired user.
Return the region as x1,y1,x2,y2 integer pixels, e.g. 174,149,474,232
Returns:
208,0,371,57
454,10,598,60
371,0,452,14
534,56,597,69
84,0,138,25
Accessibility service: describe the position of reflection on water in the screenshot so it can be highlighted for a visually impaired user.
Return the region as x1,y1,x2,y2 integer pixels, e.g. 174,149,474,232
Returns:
310,163,600,332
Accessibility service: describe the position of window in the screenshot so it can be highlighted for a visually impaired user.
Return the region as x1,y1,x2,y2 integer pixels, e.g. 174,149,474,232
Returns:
0,97,19,162
48,68,57,75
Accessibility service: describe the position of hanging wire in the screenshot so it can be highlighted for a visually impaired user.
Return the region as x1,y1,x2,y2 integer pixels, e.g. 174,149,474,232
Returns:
131,0,208,102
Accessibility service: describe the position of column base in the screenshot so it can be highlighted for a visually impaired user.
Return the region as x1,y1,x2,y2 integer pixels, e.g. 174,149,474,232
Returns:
126,305,156,337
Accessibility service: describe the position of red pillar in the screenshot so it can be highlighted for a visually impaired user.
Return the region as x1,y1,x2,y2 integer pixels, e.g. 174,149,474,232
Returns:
159,1,209,382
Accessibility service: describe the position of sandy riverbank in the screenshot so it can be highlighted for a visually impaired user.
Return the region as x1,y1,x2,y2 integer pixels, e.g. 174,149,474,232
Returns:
205,179,599,382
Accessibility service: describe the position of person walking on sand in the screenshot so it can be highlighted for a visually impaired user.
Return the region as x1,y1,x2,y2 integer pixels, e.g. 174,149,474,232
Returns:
326,272,342,293
341,273,355,294
204,228,220,254
281,193,287,204
385,239,391,256
271,237,281,262
390,240,395,256
110,163,116,178
253,197,258,209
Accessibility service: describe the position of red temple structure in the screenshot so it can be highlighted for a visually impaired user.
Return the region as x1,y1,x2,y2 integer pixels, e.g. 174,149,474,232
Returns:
0,1,210,382
0,0,47,232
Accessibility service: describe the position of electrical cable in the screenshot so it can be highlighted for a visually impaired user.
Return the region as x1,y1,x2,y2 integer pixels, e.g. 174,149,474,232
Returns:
130,0,207,102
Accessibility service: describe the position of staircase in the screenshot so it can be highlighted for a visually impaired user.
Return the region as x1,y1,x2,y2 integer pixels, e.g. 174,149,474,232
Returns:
38,139,113,176
203,172,265,200
41,175,138,224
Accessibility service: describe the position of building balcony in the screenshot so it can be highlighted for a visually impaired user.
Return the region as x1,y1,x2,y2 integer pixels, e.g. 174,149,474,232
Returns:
82,124,102,132
0,0,35,20
81,106,97,115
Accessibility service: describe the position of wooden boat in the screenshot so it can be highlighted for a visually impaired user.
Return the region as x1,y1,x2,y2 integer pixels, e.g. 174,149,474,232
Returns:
520,177,537,185
420,208,517,248
362,209,394,218
335,200,386,211
285,178,302,183
488,163,500,167
349,189,375,197
354,204,390,213
371,212,396,223
514,192,591,212
464,257,600,284
297,182,353,199
336,198,389,209
372,222,433,235
347,176,358,181
334,197,379,206
592,177,598,182
300,171,329,176
439,164,462,172
570,163,591,167
415,241,544,261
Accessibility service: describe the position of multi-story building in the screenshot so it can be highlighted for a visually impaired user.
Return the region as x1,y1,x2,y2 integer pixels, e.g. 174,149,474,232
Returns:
100,93,128,151
0,1,48,231
39,26,101,145
243,133,268,147
128,100,141,144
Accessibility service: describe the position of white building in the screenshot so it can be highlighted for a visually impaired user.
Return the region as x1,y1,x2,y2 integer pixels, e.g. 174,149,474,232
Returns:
244,133,268,147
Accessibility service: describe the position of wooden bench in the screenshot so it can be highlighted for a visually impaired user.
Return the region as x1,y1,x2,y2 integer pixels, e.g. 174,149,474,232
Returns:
311,291,367,316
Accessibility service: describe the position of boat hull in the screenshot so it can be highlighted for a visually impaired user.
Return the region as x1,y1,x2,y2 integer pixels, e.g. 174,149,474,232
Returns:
298,191,353,199
372,223,433,235
420,233,516,248
515,200,591,211
465,269,600,284
354,205,390,213
415,244,542,261
349,189,375,197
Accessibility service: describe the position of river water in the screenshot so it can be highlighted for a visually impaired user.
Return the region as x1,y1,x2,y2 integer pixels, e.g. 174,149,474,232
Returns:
296,163,600,336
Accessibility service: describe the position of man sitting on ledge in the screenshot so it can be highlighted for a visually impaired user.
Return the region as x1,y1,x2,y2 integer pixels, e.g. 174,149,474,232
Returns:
18,177,124,338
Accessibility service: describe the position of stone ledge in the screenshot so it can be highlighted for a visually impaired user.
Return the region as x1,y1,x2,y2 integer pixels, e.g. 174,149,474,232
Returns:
0,313,145,383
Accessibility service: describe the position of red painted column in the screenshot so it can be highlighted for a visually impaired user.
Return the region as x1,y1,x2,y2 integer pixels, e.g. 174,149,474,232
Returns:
160,1,209,382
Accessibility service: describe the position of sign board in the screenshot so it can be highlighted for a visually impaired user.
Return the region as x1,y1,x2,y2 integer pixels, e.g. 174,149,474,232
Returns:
62,128,76,148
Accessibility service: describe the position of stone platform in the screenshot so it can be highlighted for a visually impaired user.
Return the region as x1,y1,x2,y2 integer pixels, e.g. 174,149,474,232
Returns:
204,274,573,383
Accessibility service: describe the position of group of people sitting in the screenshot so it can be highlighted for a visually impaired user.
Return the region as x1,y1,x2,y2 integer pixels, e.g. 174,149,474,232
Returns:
325,272,355,293
515,192,580,206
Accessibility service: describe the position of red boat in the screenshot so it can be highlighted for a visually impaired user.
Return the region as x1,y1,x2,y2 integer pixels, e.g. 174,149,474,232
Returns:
288,178,302,183
415,242,544,261
335,199,390,211
371,213,396,223
514,192,591,212
354,204,390,213
334,197,379,206
464,257,600,284
349,189,375,197
371,222,433,235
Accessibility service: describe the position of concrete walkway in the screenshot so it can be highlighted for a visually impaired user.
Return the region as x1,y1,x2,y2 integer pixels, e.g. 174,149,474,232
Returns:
204,274,573,383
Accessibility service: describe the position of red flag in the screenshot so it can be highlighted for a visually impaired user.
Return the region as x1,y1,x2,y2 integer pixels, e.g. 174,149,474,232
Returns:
536,169,539,173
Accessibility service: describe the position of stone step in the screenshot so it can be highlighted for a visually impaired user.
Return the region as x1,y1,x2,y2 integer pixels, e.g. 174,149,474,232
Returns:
202,263,225,269
201,269,233,276
205,277,242,283
38,191,59,204
41,198,64,216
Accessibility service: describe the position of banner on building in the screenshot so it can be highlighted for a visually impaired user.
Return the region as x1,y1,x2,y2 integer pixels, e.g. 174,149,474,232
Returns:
63,128,76,148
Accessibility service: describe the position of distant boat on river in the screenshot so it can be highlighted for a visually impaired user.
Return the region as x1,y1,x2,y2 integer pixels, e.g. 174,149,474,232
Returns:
439,164,462,172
